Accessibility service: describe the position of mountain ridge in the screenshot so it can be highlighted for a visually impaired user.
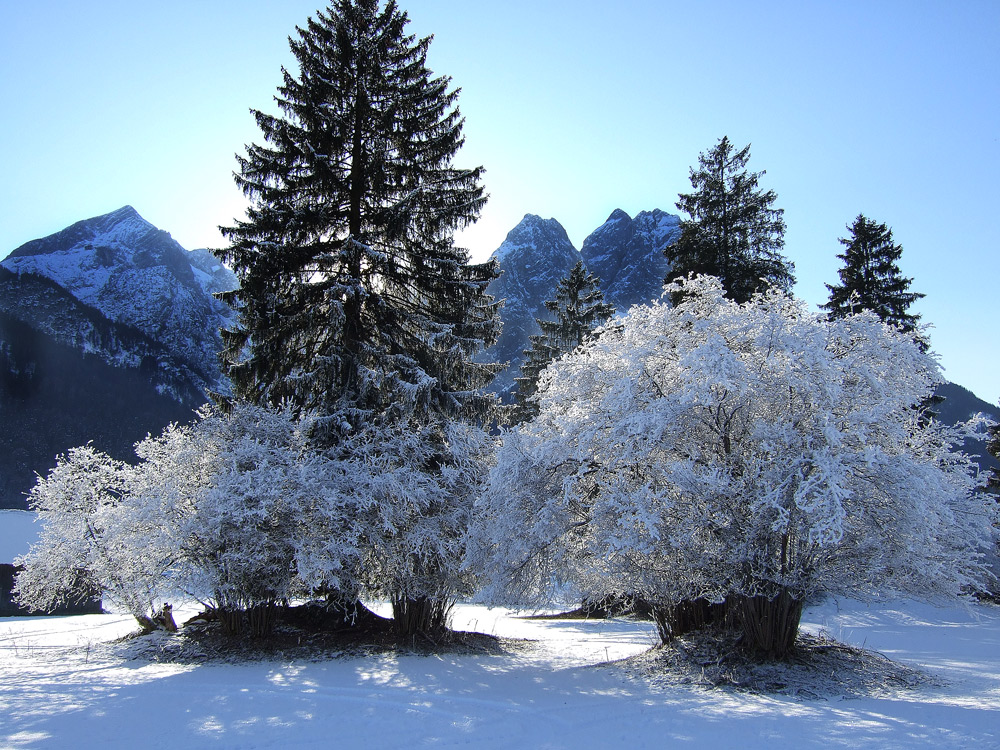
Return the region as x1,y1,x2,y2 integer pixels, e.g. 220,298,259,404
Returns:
482,208,681,396
2,206,236,395
0,206,236,508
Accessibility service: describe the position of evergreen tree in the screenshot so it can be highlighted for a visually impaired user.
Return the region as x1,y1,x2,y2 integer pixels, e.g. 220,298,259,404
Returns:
665,137,793,304
513,261,614,424
215,0,501,636
217,0,501,438
988,417,1000,495
822,214,925,340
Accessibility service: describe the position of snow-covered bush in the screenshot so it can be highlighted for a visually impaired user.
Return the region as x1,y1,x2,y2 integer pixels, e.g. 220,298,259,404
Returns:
15,406,360,636
14,445,175,629
18,402,492,639
348,418,494,636
175,405,368,637
470,275,996,656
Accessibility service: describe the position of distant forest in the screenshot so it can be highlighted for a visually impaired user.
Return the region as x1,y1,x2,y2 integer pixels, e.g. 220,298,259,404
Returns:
0,313,196,509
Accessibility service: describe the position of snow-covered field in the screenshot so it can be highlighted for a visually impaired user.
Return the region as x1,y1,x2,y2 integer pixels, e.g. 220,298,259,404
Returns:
1,599,997,749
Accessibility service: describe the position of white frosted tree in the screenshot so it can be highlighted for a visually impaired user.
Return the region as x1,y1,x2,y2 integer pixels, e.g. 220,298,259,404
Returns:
350,418,495,636
14,444,179,631
470,275,996,657
17,402,493,640
172,405,365,638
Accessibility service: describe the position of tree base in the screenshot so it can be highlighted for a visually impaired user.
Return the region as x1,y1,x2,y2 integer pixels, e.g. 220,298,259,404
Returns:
136,603,178,634
652,598,729,643
216,602,278,639
734,591,804,659
391,595,451,639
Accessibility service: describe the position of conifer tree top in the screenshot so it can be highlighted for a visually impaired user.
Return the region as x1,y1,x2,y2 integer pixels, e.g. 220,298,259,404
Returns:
216,0,500,436
512,260,615,424
823,214,924,340
666,136,793,304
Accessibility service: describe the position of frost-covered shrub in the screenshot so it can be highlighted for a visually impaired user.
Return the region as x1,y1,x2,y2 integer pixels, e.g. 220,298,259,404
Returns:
18,402,492,639
175,405,366,637
470,275,997,656
14,445,176,629
16,406,364,636
347,418,494,636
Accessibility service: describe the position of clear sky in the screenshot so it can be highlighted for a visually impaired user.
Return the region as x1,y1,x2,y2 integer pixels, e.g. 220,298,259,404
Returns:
1,1,997,404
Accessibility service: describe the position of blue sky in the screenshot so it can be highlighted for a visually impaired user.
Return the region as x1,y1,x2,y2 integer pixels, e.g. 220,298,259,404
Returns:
1,1,997,404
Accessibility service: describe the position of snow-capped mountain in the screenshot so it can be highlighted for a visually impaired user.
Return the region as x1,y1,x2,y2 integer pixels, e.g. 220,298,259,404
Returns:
0,207,237,508
2,206,235,394
580,208,680,311
482,215,582,396
483,208,681,397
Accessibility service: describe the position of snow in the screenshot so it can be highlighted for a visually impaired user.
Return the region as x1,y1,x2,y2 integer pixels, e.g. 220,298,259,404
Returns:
2,209,155,309
1,599,997,749
0,511,38,562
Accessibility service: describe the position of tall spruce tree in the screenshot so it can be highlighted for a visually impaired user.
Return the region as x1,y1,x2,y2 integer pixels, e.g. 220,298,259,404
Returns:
216,0,501,636
822,214,924,339
513,261,615,424
217,0,500,437
665,137,794,304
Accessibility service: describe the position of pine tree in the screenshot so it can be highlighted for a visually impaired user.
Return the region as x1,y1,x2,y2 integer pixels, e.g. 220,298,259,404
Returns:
822,214,925,340
665,137,793,304
215,0,501,637
512,261,615,424
217,0,501,438
988,418,1000,495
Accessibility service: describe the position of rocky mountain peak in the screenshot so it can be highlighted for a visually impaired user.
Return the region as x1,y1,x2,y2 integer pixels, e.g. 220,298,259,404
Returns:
482,215,583,397
493,214,575,259
482,208,682,398
1,206,234,394
580,208,680,311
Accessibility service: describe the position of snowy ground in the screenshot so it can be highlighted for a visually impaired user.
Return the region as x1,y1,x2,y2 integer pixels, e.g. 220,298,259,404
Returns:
1,599,998,749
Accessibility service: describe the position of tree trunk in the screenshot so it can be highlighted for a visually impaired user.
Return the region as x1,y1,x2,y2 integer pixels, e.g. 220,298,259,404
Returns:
652,598,727,644
247,602,277,639
216,601,278,639
216,607,243,637
736,590,804,659
391,595,450,640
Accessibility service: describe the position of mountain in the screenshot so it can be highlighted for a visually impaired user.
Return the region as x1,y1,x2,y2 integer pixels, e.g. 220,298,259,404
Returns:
0,207,236,508
934,382,999,478
580,208,680,311
2,206,235,394
482,209,681,398
482,215,582,396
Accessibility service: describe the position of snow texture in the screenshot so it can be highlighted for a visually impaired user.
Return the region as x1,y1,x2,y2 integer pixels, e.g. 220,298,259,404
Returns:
0,599,998,749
